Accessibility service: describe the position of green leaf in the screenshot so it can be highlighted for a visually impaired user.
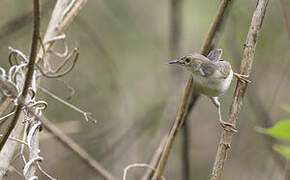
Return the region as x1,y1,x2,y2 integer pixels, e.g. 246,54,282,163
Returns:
282,105,290,114
256,120,290,140
273,145,290,159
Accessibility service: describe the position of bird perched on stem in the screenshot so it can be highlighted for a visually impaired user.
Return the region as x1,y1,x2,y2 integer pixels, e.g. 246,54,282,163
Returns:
169,49,250,132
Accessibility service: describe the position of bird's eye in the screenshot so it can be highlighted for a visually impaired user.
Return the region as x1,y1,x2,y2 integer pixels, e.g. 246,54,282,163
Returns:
184,58,190,63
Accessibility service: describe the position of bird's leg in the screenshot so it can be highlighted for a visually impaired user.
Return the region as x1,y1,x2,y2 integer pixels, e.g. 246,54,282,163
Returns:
210,97,238,132
233,72,251,83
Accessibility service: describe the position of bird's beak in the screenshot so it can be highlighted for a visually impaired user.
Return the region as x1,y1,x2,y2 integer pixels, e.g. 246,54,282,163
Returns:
169,59,184,65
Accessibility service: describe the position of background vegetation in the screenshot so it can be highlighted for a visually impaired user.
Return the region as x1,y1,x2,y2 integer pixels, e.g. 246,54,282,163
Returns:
0,0,289,179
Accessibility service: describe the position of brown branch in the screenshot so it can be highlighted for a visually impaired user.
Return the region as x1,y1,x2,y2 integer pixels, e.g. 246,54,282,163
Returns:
37,0,87,66
210,0,269,179
227,13,285,168
0,0,40,152
0,98,12,118
24,1,41,178
41,117,116,180
152,1,232,179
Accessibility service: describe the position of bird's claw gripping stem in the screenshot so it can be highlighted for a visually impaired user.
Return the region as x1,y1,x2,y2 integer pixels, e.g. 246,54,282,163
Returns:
219,120,238,132
234,73,251,84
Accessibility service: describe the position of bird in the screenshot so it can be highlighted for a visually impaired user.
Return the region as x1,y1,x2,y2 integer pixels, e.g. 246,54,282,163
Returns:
169,49,250,132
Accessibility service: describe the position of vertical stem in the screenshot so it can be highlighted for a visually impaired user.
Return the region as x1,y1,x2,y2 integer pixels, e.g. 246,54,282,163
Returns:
24,0,40,179
210,0,269,179
152,1,232,179
0,0,40,153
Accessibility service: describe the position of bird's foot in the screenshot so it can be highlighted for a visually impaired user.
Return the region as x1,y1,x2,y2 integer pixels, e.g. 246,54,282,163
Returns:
219,120,238,132
234,73,251,84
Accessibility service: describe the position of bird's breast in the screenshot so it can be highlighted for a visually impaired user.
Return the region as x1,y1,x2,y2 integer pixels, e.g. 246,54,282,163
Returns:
193,70,233,97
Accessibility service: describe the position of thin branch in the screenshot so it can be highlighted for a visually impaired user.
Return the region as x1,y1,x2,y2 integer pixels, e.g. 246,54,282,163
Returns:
227,12,285,168
0,135,28,146
25,1,41,179
38,0,87,66
0,0,40,152
41,117,115,180
0,77,116,180
210,0,269,179
152,1,232,179
39,87,97,123
0,98,12,118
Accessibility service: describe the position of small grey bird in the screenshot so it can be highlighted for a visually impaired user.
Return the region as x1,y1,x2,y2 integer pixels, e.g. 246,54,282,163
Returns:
169,49,250,132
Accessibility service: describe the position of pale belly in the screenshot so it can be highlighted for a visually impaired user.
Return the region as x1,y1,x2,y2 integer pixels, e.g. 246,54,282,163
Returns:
193,70,233,97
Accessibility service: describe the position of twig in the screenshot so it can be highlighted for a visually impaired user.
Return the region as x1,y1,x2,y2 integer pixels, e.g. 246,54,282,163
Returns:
41,117,115,180
0,135,28,146
39,87,97,123
152,1,232,179
0,99,13,127
210,0,269,179
39,0,87,66
227,11,285,168
24,1,41,179
0,0,40,153
0,77,116,180
226,12,285,168
0,98,12,117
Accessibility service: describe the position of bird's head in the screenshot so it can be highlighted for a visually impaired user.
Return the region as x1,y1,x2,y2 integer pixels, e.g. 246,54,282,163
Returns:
169,54,205,73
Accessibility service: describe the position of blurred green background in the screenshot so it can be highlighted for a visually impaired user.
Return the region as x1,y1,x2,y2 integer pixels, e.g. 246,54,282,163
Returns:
0,0,289,179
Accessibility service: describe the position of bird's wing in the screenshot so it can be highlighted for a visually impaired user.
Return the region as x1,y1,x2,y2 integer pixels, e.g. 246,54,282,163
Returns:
215,61,232,79
200,61,218,77
207,49,222,62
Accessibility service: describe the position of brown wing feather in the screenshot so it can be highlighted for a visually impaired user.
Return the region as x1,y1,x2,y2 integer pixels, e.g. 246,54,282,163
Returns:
200,61,218,77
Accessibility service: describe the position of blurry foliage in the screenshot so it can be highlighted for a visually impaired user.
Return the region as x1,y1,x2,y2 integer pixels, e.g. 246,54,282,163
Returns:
0,0,290,179
257,106,290,159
